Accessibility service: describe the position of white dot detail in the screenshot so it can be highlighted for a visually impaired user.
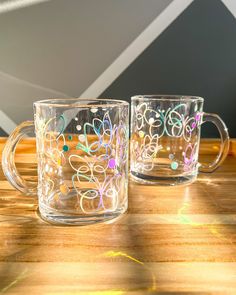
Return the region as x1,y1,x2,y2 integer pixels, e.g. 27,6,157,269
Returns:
149,118,154,124
75,117,78,121
76,125,82,131
79,134,85,142
91,108,98,113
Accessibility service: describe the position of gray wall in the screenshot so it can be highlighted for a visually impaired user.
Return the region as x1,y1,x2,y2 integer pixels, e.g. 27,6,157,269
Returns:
0,0,235,137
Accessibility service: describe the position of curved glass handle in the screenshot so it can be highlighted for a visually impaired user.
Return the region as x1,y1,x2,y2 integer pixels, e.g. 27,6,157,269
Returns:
199,113,230,173
2,121,37,196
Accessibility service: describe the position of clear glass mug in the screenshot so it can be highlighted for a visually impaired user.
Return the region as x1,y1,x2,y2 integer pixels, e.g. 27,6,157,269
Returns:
2,98,129,225
130,95,229,185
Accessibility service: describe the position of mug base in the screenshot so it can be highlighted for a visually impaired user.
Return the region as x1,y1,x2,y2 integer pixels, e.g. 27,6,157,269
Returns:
130,171,197,186
39,204,127,226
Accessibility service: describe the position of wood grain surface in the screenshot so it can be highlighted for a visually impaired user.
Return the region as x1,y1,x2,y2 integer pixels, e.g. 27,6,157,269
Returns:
0,138,236,294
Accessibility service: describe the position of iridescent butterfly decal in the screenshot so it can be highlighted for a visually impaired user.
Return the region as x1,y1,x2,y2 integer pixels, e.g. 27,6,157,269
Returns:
76,112,115,159
183,143,198,171
69,154,121,214
132,134,162,172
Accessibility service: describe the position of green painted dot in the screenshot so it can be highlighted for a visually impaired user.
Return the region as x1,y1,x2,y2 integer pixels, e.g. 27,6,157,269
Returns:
63,145,69,152
68,135,73,140
171,161,178,170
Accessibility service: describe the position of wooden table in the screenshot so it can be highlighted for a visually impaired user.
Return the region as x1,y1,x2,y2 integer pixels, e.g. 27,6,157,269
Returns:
0,138,236,294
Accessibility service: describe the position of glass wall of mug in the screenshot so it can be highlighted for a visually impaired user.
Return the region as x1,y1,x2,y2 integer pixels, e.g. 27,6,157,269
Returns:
2,98,129,225
130,95,229,185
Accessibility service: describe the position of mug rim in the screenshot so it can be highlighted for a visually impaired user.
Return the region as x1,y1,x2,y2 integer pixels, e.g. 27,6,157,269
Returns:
131,94,204,102
34,98,129,108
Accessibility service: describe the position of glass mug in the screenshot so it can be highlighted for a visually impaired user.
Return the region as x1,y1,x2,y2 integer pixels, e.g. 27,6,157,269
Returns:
130,95,229,185
2,99,129,225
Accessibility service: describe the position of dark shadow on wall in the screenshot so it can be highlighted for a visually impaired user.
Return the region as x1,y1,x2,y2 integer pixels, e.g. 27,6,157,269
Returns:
100,0,236,138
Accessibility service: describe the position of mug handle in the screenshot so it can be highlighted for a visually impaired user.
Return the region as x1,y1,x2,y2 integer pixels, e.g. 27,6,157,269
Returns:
199,113,230,173
2,121,37,196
